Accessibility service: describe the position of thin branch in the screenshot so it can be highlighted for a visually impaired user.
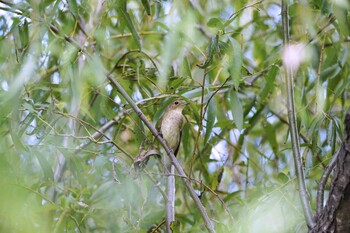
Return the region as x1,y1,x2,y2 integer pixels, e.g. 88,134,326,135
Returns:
107,73,216,233
202,77,230,117
227,0,263,22
307,15,336,45
316,148,340,216
316,36,326,113
0,6,22,15
110,50,159,73
189,69,207,178
189,176,234,221
56,111,134,161
281,0,315,228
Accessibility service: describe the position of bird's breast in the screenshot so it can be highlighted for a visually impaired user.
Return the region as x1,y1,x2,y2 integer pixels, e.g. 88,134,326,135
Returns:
161,112,184,150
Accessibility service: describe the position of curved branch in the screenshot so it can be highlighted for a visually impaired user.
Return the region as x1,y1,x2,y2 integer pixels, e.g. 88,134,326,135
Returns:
316,149,339,216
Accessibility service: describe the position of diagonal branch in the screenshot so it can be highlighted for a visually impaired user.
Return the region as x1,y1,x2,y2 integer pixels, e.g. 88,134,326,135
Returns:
107,73,216,233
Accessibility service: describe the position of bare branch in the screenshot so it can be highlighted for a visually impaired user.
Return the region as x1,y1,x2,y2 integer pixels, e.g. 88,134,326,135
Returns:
281,0,315,228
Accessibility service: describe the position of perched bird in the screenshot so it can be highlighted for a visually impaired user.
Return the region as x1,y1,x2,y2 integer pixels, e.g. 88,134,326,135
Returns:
159,99,188,233
160,100,188,164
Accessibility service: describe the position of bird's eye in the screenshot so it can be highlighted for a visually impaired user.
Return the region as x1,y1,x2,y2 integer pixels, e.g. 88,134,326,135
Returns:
174,101,179,105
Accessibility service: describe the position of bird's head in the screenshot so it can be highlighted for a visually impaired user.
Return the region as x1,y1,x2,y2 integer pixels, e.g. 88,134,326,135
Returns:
167,99,189,112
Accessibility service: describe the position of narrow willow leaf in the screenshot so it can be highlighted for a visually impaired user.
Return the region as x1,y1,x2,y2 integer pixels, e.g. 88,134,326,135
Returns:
230,90,243,131
182,123,190,157
228,38,242,90
116,7,142,50
68,0,78,17
183,56,192,79
134,113,145,145
264,121,279,155
35,151,54,181
19,20,29,48
211,167,224,190
141,0,151,16
333,4,350,37
334,73,350,100
198,34,219,68
204,99,215,144
9,122,28,152
259,65,279,103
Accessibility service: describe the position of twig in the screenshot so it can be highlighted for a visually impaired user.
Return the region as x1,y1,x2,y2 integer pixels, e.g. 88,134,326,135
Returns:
316,36,325,113
281,0,315,228
226,0,263,23
202,77,230,117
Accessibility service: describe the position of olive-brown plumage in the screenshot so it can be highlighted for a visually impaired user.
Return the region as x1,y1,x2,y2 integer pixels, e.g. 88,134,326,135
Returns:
160,100,188,157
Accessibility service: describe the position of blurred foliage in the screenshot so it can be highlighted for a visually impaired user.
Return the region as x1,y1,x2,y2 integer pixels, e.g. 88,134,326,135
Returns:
0,0,349,232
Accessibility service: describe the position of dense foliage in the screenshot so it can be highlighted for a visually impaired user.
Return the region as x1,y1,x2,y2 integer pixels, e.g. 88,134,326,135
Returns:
0,0,349,232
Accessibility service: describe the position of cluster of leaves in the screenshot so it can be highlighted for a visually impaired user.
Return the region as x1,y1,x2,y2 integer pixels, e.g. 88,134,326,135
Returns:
0,0,349,232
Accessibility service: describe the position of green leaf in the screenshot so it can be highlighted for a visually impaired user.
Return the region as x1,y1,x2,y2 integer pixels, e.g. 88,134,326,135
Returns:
259,65,279,103
182,122,190,161
228,38,242,90
215,119,234,129
19,20,29,48
230,90,243,131
308,115,324,154
204,99,215,144
264,121,279,155
134,113,145,145
333,72,350,100
211,167,224,190
141,0,151,16
277,172,289,183
68,0,78,17
9,116,28,152
207,17,224,30
116,7,142,50
169,76,187,89
35,151,54,181
333,4,350,37
198,34,219,68
183,56,192,79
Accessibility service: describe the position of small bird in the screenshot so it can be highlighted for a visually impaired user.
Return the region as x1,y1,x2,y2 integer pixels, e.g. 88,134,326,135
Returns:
160,100,188,162
159,99,188,233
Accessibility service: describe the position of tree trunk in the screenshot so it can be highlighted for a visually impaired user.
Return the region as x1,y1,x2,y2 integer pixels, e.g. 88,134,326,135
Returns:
310,112,350,232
